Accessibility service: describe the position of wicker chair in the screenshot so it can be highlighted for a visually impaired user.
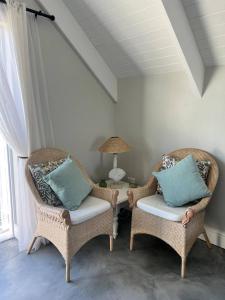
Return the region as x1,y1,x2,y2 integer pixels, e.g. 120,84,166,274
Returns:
128,148,218,278
25,148,118,282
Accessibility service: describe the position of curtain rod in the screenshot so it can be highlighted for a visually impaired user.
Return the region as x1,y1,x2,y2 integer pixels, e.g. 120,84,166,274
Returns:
0,0,55,21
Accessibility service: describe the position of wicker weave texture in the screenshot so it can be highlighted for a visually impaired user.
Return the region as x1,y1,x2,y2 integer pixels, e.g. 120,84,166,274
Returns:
26,148,117,282
129,148,219,278
98,136,131,153
131,208,205,257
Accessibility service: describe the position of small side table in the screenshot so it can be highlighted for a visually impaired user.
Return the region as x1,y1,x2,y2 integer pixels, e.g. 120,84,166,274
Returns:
97,180,131,239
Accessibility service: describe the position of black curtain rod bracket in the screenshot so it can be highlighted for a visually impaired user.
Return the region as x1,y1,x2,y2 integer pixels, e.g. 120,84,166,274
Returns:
0,0,55,21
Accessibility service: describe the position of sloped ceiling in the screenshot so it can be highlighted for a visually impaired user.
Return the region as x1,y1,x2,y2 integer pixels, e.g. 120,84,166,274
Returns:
182,0,225,66
63,0,184,77
42,0,225,99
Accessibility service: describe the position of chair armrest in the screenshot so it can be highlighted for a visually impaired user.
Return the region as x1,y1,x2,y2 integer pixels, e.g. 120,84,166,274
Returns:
91,184,119,208
37,204,71,227
181,197,210,226
189,196,210,214
127,176,157,208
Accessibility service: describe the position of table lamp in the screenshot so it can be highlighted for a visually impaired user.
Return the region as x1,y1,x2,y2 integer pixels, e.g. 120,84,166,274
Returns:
98,136,131,182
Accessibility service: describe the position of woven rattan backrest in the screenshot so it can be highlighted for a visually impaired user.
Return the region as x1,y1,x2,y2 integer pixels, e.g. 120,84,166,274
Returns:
154,148,219,193
25,148,92,206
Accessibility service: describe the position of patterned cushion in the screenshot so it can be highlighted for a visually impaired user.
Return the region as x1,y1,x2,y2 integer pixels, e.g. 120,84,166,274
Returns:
195,160,211,183
29,158,66,206
162,154,178,169
156,155,178,194
156,154,210,195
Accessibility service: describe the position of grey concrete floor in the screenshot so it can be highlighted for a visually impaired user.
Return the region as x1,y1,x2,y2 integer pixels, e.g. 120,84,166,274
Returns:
1,217,225,300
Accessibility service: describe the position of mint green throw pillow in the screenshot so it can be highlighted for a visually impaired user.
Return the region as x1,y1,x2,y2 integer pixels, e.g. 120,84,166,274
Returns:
43,158,92,210
152,155,211,207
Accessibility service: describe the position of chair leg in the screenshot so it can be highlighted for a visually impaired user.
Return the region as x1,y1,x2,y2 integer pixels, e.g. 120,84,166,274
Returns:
65,259,71,283
27,236,37,254
203,229,212,249
181,256,186,278
130,233,134,251
109,235,113,251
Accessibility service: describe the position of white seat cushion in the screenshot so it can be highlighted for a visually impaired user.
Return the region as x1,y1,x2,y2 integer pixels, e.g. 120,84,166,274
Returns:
69,196,111,225
137,194,188,222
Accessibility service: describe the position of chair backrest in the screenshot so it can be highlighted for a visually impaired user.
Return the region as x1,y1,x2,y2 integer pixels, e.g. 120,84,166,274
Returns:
25,147,92,206
153,148,219,193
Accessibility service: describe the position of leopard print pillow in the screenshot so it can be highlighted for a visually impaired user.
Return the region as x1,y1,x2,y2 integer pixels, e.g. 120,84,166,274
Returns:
156,155,178,194
195,160,211,183
156,155,211,195
162,154,178,169
29,158,67,206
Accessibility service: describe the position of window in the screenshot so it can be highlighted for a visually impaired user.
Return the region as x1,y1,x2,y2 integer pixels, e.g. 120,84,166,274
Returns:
0,134,13,242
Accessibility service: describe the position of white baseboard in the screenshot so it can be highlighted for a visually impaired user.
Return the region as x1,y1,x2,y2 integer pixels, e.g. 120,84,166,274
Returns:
198,226,225,249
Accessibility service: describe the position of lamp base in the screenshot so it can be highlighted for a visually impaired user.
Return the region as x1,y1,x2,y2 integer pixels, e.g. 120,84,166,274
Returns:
108,168,126,182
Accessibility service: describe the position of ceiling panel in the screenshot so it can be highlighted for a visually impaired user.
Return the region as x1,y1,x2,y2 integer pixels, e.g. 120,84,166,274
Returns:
182,0,225,66
184,0,225,18
63,0,184,77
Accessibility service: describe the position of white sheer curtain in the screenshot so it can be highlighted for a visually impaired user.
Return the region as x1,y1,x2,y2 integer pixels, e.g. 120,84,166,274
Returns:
0,6,27,156
0,1,54,251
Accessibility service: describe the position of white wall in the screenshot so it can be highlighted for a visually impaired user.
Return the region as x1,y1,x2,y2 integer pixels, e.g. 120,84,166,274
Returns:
25,0,115,181
23,1,225,246
116,67,225,247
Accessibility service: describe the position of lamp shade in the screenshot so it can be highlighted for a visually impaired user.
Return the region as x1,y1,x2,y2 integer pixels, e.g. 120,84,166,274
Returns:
98,136,131,153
